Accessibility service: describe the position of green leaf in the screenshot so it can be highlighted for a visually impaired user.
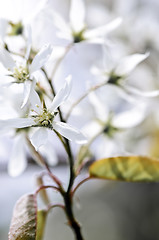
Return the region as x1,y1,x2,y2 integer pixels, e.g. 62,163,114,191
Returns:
89,156,159,182
36,210,47,240
8,194,37,240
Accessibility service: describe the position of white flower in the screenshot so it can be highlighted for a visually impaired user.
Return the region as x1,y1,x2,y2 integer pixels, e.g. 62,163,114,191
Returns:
0,76,87,151
0,42,53,107
0,0,47,37
48,0,122,44
82,91,146,158
92,48,159,98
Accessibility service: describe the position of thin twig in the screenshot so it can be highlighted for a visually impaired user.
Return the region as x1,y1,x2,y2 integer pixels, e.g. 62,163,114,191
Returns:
65,81,106,120
72,177,92,196
35,185,60,195
47,203,65,212
51,43,73,81
26,136,63,190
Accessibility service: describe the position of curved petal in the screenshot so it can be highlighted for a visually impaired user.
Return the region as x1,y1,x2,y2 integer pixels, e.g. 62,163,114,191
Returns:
88,91,109,122
115,52,149,76
49,75,72,113
82,120,103,139
53,121,87,144
70,0,85,32
84,18,122,39
0,46,15,70
23,0,48,24
29,86,42,114
0,18,8,41
94,135,116,159
83,38,105,45
0,118,35,129
24,25,32,60
21,81,32,108
39,141,58,166
112,103,146,129
29,44,53,74
123,85,159,98
30,127,48,151
50,10,71,36
8,135,27,177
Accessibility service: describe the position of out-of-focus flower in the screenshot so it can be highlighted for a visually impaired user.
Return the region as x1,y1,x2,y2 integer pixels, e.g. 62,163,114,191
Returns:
82,91,146,158
48,0,122,45
92,48,159,99
0,0,47,39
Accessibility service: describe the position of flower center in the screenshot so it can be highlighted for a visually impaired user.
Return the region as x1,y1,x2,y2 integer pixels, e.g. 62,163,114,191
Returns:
72,29,85,43
33,109,54,127
9,21,23,36
107,72,122,85
13,66,29,83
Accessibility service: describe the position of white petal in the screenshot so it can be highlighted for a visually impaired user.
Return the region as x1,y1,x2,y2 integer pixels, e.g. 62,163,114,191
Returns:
91,66,103,76
83,38,105,45
29,44,53,74
0,18,8,41
49,75,72,112
24,25,32,60
23,0,48,24
112,104,146,129
39,141,58,166
30,128,48,151
115,52,149,76
70,0,85,32
94,135,116,159
82,120,103,139
84,18,122,39
53,121,87,144
21,81,32,108
8,135,27,177
49,10,71,37
0,46,15,70
0,118,35,129
88,91,109,122
30,88,42,114
56,31,72,41
123,85,159,97
50,46,66,62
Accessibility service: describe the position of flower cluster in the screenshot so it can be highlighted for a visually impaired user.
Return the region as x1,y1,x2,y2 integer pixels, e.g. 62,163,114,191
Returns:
2,1,159,240
0,0,158,177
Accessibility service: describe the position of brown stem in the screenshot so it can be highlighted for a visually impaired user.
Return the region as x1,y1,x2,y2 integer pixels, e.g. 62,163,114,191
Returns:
64,192,84,240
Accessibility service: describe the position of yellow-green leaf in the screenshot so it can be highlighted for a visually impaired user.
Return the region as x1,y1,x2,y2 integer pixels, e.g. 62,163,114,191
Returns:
89,156,159,182
8,194,37,240
36,210,47,240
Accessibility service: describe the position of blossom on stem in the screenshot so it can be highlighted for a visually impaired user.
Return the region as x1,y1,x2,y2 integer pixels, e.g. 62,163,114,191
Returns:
0,76,87,151
49,0,122,44
0,0,47,37
0,42,53,107
82,91,146,158
92,48,159,98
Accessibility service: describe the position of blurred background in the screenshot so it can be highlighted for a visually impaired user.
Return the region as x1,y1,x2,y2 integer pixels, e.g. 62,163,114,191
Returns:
1,0,159,239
